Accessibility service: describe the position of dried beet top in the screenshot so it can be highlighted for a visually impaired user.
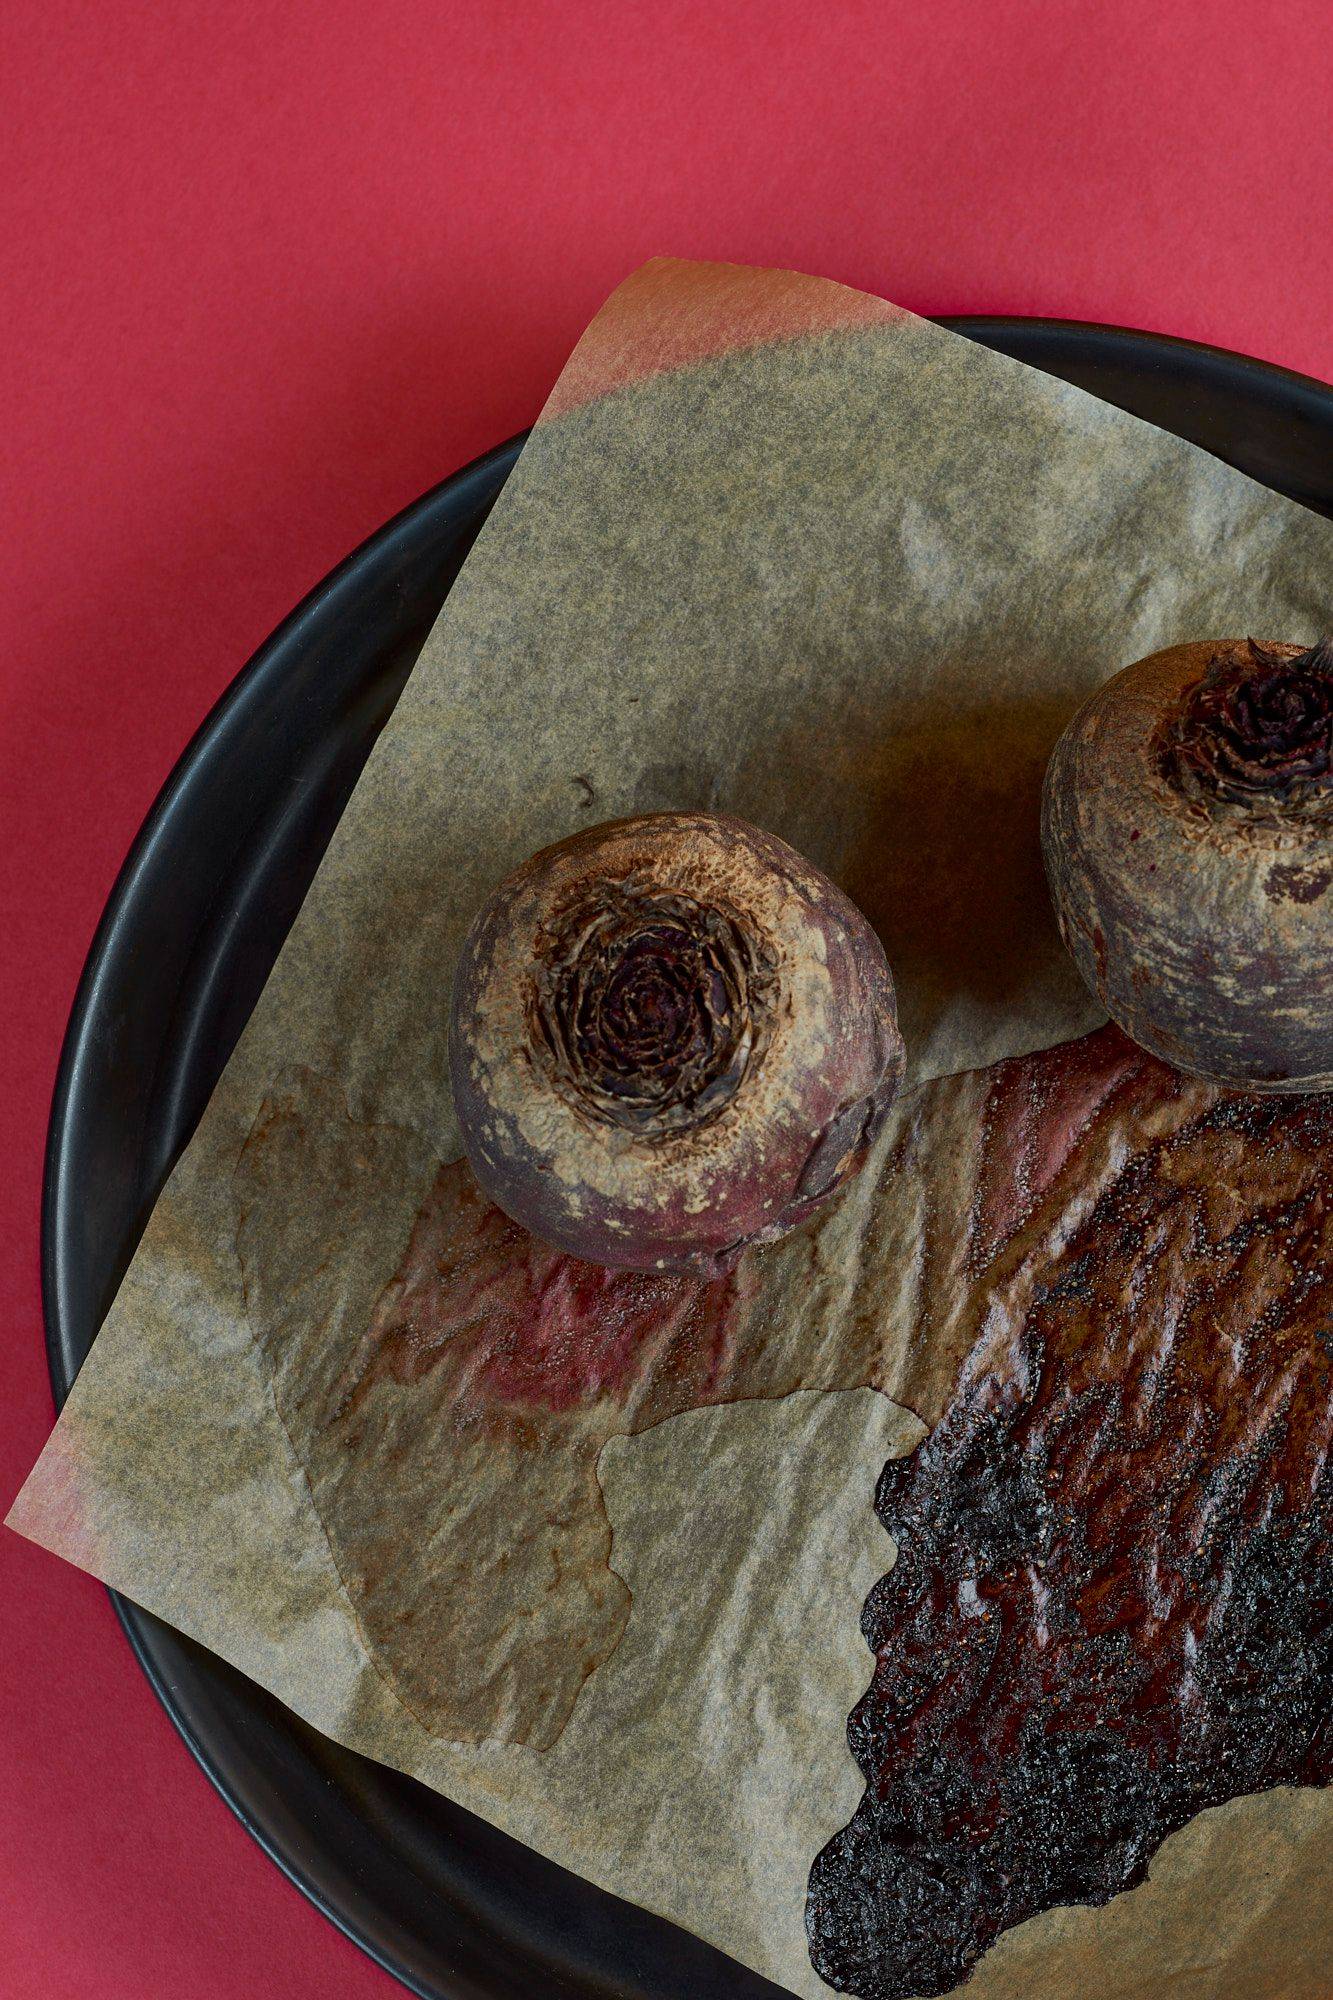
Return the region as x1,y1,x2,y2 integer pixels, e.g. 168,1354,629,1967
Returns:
451,812,903,1275
1161,637,1333,815
807,1048,1333,1999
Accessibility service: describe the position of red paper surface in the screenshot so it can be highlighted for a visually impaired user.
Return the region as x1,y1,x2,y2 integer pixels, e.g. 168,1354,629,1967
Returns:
3,4,1331,1995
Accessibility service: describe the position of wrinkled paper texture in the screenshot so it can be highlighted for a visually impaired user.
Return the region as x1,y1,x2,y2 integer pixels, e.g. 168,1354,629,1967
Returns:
10,260,1333,1998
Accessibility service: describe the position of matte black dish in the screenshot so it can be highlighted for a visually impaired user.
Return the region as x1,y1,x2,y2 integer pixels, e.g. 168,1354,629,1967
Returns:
42,319,1333,2000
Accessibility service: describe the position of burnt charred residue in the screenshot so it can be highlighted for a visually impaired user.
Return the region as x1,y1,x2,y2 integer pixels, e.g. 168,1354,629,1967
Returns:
807,1084,1333,2000
1161,637,1333,814
530,879,778,1136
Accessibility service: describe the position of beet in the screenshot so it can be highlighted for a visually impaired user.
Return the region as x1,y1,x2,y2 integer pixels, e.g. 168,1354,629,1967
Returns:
450,811,904,1274
1042,637,1333,1090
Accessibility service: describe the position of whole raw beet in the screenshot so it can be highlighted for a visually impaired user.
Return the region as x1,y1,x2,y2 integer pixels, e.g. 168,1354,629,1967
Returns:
1042,637,1333,1091
450,811,905,1274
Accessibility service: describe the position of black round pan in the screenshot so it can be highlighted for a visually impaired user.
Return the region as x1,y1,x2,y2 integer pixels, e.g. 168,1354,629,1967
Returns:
42,318,1333,2000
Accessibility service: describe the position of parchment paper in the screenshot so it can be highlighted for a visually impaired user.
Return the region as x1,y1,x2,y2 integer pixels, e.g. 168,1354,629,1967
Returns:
10,260,1333,1998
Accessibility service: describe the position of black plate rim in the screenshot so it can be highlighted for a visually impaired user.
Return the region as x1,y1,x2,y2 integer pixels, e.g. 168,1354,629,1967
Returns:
40,427,523,1399
39,316,1333,2000
944,311,1333,398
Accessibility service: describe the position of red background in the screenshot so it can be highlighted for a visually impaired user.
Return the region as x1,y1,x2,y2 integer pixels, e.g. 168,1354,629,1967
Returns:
4,4,1331,1995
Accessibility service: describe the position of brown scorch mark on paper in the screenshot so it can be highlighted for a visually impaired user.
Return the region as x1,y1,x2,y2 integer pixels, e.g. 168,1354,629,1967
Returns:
807,1048,1333,2000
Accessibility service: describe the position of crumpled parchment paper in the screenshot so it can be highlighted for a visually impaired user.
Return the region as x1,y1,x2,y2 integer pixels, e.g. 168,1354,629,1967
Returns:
10,259,1333,1999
